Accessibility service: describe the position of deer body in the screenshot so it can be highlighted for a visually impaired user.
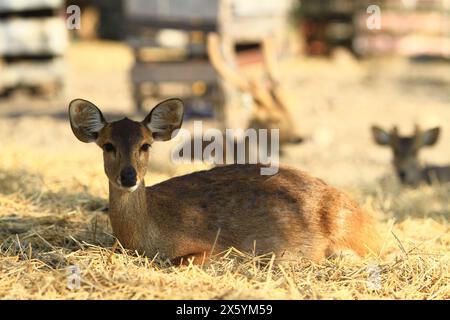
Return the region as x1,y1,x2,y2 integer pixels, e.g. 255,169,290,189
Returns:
421,166,450,185
69,98,380,263
108,164,379,262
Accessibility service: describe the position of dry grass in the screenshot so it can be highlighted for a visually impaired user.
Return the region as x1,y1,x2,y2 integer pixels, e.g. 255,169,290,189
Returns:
0,145,448,300
0,42,449,299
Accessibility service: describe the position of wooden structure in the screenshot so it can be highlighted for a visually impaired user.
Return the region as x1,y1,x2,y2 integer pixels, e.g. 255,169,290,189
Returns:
125,0,223,120
0,0,67,96
294,0,450,58
125,0,294,128
216,0,295,130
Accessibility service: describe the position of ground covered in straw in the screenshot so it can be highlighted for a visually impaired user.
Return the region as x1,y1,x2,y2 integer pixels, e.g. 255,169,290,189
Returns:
0,124,448,299
0,42,449,299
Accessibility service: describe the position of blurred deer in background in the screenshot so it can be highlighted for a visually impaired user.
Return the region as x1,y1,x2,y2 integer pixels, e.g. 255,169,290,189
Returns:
371,125,450,186
69,98,380,265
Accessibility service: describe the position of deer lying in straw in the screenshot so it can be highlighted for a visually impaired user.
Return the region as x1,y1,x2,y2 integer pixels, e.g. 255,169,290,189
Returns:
69,98,380,264
372,125,450,186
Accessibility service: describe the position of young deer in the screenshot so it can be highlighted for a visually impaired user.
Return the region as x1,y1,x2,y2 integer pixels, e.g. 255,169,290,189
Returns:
69,98,380,264
372,125,450,186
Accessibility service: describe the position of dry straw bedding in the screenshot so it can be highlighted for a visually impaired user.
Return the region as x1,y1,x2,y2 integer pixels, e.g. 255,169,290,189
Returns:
0,46,449,299
0,147,448,299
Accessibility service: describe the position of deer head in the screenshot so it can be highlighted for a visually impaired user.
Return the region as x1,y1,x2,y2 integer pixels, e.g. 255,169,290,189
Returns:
69,98,184,192
371,125,440,185
207,32,303,147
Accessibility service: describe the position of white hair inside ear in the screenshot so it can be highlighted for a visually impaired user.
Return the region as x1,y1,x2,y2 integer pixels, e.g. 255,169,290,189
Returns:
144,99,184,141
69,99,106,143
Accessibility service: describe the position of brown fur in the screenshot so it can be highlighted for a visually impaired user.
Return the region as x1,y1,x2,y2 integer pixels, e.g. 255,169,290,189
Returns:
108,164,381,263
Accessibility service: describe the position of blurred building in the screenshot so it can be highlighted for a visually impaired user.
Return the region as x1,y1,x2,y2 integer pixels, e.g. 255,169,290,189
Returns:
124,0,294,128
354,0,450,58
294,0,450,58
0,0,67,96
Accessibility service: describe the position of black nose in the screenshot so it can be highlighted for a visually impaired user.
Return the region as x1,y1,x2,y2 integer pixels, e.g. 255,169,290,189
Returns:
120,166,137,187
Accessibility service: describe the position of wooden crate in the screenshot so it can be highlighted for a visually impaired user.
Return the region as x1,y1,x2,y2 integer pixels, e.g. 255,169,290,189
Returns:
0,0,66,94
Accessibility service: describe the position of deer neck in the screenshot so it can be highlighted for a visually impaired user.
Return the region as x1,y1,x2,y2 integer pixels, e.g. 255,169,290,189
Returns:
108,181,152,251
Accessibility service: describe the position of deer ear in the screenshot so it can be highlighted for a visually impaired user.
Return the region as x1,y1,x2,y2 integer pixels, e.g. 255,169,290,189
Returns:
420,127,440,147
69,99,107,143
371,126,391,145
143,98,184,141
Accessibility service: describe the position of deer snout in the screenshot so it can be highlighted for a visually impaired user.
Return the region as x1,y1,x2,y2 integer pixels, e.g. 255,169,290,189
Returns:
120,166,137,187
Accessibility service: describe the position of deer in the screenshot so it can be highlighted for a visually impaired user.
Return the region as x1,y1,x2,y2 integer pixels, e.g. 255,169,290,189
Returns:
371,125,450,186
69,97,381,264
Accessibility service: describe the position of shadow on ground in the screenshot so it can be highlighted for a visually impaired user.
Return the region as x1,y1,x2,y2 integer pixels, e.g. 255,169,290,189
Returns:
0,169,114,268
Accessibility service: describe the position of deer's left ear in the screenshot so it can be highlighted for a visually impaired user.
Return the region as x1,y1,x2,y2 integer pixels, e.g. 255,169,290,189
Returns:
420,127,440,147
143,98,184,141
371,125,391,146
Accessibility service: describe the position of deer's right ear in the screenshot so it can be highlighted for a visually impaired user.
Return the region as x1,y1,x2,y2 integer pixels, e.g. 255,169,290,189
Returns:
143,98,184,141
371,126,391,145
69,99,107,143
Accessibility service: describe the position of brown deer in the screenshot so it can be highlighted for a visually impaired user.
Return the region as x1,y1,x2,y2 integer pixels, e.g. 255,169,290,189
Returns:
372,125,450,186
69,98,380,264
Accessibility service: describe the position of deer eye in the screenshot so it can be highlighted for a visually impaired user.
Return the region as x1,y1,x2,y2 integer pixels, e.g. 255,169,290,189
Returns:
103,143,115,153
140,143,151,152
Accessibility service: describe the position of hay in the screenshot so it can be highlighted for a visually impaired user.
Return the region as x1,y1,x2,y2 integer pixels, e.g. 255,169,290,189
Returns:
0,42,448,299
0,148,448,299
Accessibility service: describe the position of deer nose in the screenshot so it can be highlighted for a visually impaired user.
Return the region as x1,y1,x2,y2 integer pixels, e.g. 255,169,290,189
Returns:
120,166,137,187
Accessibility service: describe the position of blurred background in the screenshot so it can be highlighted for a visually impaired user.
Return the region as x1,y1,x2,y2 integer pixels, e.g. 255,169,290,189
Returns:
0,0,449,186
